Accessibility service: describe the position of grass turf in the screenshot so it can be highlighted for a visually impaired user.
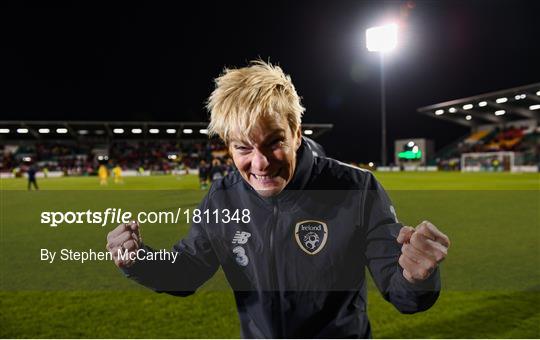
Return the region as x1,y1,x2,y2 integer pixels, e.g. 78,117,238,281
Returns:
1,172,539,338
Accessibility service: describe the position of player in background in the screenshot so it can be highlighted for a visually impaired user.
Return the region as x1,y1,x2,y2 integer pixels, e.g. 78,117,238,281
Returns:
98,164,108,185
27,164,39,190
198,159,209,190
113,165,124,184
223,157,235,176
209,158,224,182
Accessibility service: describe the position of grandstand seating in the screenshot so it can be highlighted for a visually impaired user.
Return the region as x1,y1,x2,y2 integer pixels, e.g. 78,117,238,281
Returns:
0,140,228,175
431,125,539,169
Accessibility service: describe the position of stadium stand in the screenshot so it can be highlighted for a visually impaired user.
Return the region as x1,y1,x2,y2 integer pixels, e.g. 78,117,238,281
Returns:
0,121,332,177
418,83,540,171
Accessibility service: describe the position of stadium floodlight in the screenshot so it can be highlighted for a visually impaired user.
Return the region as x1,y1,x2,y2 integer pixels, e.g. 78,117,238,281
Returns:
530,104,540,110
495,110,506,116
131,128,142,134
465,115,472,120
495,97,507,103
23,157,32,162
449,107,457,113
78,130,89,135
166,129,177,134
368,162,374,167
38,128,50,134
520,94,526,99
17,128,29,134
183,129,193,134
56,128,68,134
435,109,444,115
366,24,398,52
167,154,178,160
95,130,105,135
366,23,398,166
113,128,124,134
199,129,208,134
536,90,540,96
0,128,10,133
463,104,473,110
478,101,488,107
304,129,313,135
407,141,414,147
149,129,159,134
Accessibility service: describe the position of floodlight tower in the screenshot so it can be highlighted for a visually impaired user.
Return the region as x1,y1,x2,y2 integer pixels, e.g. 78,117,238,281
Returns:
366,23,397,166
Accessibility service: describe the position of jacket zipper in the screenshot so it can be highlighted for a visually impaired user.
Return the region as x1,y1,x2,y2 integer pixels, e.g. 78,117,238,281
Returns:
269,199,282,337
269,201,278,290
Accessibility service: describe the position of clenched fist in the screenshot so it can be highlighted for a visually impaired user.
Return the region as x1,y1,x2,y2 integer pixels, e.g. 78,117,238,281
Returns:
106,221,141,268
397,220,450,284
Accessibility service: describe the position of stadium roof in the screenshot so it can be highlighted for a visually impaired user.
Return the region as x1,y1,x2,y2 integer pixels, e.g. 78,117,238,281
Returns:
417,82,540,127
0,121,333,141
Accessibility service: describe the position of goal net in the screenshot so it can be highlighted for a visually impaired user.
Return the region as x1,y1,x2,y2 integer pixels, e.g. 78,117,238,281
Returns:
461,151,522,172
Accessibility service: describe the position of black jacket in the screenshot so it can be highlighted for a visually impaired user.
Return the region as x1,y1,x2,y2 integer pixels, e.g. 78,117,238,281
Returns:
123,139,441,338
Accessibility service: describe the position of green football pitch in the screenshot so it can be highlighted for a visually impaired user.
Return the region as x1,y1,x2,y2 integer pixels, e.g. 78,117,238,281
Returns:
1,172,539,338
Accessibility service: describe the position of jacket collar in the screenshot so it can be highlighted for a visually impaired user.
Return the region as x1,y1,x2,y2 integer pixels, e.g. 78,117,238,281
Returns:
281,137,314,191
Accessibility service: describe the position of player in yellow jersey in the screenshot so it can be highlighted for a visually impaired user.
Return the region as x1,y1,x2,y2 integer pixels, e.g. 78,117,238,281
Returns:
98,164,108,185
113,165,123,184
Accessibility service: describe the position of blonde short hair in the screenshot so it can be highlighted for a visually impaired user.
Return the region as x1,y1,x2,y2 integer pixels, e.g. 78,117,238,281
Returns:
206,60,305,144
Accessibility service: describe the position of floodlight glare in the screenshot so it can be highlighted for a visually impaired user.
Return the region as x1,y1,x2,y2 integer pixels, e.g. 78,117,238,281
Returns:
536,90,540,96
478,101,488,107
463,104,473,110
495,110,506,116
365,23,398,166
199,129,208,134
131,128,142,134
113,128,124,134
449,107,457,113
17,128,29,134
183,129,193,134
166,129,177,134
304,129,313,135
39,128,50,134
149,129,159,134
0,128,10,133
366,24,398,52
495,97,507,103
368,162,374,167
529,104,540,110
465,115,472,120
435,109,444,115
56,128,68,134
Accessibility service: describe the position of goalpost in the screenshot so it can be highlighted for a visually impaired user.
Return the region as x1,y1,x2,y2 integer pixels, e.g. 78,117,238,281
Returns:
461,151,522,172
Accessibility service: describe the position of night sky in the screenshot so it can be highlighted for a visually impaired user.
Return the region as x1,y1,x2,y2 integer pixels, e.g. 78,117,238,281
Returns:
2,1,539,162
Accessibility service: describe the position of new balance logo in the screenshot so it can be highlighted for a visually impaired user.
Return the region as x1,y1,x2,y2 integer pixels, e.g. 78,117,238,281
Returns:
232,231,251,245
